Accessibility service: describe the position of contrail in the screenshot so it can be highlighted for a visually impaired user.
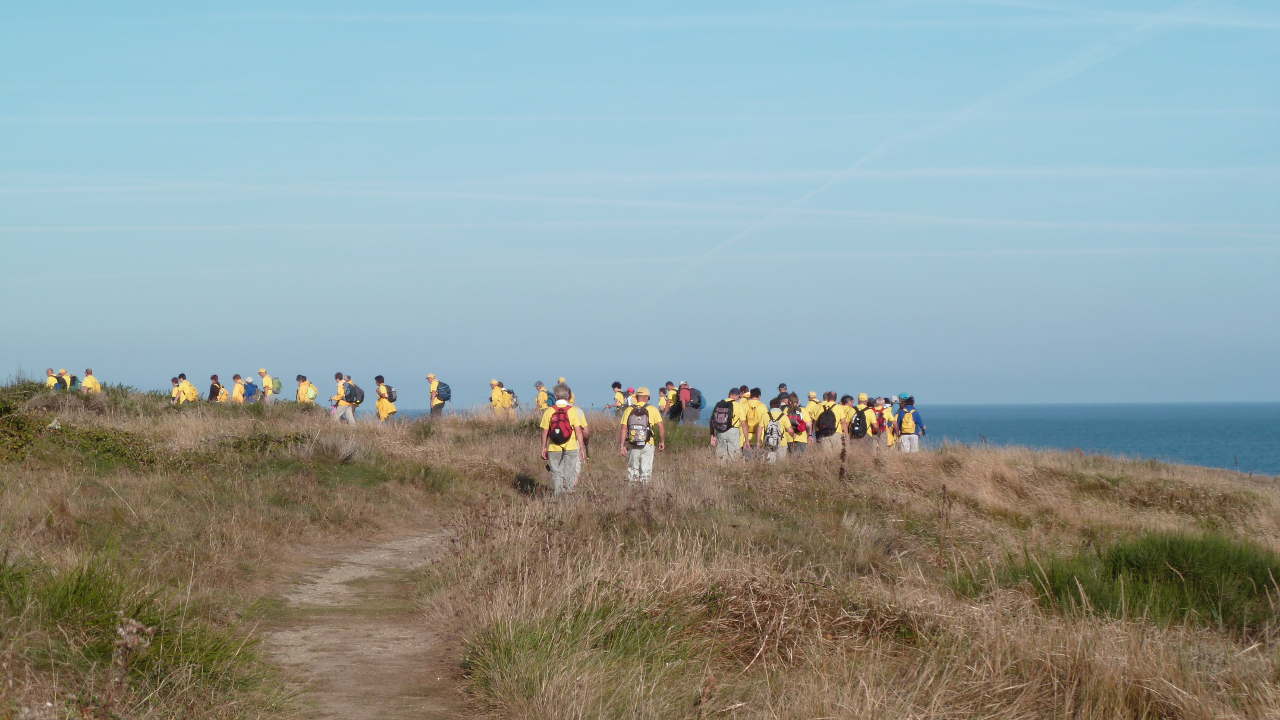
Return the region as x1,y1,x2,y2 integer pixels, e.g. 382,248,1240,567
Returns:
653,0,1210,295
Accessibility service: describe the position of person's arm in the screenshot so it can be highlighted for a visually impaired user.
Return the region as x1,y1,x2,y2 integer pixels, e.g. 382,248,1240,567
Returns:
540,425,550,460
917,412,925,436
657,412,667,451
618,408,630,456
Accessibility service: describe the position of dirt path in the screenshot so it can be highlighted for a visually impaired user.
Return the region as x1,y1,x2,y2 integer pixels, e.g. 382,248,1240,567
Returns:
263,529,466,719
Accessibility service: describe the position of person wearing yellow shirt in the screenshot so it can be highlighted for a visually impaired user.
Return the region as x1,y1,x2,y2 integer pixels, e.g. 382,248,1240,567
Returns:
45,368,59,390
489,380,509,419
709,387,747,462
555,377,576,405
743,388,769,453
295,375,317,406
208,374,228,402
781,397,808,455
847,393,878,449
426,373,446,417
373,375,397,422
80,368,102,394
177,374,200,403
540,386,589,495
811,392,842,452
230,374,246,404
762,405,794,463
872,397,897,449
534,381,551,412
257,369,275,404
619,387,666,485
330,372,355,424
605,381,626,417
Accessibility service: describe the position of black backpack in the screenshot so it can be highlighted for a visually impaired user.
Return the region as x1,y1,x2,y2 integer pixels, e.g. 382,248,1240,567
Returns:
688,388,704,410
345,383,365,406
849,407,869,439
435,382,451,402
626,406,653,446
710,400,735,433
815,403,838,438
384,385,398,403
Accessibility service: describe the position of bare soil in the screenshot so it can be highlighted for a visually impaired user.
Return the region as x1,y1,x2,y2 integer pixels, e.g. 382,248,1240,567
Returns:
263,529,467,719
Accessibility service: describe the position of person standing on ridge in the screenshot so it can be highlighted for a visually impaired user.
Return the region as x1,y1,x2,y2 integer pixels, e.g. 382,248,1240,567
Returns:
680,382,703,425
534,381,551,413
296,375,317,406
619,386,666,486
374,375,397,422
177,374,199,404
743,388,769,456
783,396,808,455
257,369,276,404
812,392,842,452
762,403,794,463
709,387,747,462
331,372,356,424
771,383,790,408
489,380,509,419
554,377,576,405
426,373,447,417
606,381,626,416
44,368,58,390
81,368,102,394
540,384,589,496
208,374,227,403
896,394,926,453
231,374,246,403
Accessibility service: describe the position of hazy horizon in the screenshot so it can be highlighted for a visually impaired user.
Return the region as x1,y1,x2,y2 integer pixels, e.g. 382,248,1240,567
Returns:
4,1,1277,405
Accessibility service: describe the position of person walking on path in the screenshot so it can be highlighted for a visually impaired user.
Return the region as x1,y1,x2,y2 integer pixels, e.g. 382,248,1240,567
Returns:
771,383,790,408
177,374,200,404
45,368,59,390
762,404,794,463
680,382,704,425
331,372,356,424
534,381,551,413
257,369,276,404
81,368,102,394
426,373,448,417
847,393,877,450
231,374,246,404
812,392,843,452
619,387,666,485
296,375,318,406
374,375,397,422
208,374,227,403
743,388,769,456
709,387,747,462
606,381,626,416
783,396,809,456
489,380,507,419
896,394,926,453
540,384,589,496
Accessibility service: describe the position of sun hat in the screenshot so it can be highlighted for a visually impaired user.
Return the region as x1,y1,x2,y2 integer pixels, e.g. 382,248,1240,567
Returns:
636,386,651,396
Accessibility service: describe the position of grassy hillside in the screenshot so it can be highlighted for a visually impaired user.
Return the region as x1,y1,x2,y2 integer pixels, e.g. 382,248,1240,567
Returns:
3,382,1279,719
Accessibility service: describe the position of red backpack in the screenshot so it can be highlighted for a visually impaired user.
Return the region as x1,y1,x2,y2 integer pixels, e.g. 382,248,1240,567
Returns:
787,407,807,435
547,407,575,446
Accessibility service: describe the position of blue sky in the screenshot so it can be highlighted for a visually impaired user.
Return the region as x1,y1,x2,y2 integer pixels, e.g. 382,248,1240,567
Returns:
3,0,1277,408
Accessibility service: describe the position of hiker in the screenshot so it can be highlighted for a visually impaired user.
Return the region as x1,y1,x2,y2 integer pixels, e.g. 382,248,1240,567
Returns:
177,374,200,404
811,392,842,452
540,384,588,496
743,388,769,456
771,383,790,408
847,393,877,449
374,375,397,422
660,381,682,423
45,368,58,390
625,387,637,407
58,369,75,390
81,368,102,394
619,386,666,485
331,372,357,424
257,369,276,404
783,396,809,456
534,381,551,412
555,377,576,404
426,373,448,417
896,394,926,453
490,380,514,419
606,381,626,416
682,382,704,424
169,377,181,404
872,397,897,449
243,375,260,403
709,387,747,462
231,374,246,403
208,374,228,402
762,404,794,463
296,375,317,406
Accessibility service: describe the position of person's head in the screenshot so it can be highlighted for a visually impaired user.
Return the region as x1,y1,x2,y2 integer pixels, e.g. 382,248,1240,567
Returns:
665,380,675,389
374,375,385,385
490,379,499,387
873,397,885,408
335,372,345,381
807,391,817,402
750,387,762,400
635,386,651,404
535,380,545,390
679,381,689,389
611,381,622,390
85,368,94,376
496,380,504,388
296,374,305,382
344,375,352,382
258,368,267,377
840,394,854,406
553,383,572,401
426,372,436,380
824,391,837,402
557,376,567,384
233,374,242,382
778,383,788,393
170,377,179,385
58,369,67,376
789,392,800,405
210,374,219,383
728,387,742,399
858,392,868,405
626,387,635,395
738,384,750,396
46,368,54,376
177,373,186,381
899,393,912,406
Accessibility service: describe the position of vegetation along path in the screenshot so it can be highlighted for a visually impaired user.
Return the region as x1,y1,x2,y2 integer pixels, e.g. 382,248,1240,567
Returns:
264,527,464,719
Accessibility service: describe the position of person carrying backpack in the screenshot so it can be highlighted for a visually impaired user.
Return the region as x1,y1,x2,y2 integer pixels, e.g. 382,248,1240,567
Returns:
847,393,877,449
426,373,448,417
896,394,926,453
782,396,809,455
295,375,318,406
80,368,102,394
178,373,200,404
44,368,59,390
606,381,626,416
540,384,589,495
257,369,277,404
374,375,398,422
330,371,356,424
872,396,896,450
489,380,510,419
208,374,227,403
231,374,247,404
762,405,793,463
811,391,842,452
534,381,551,412
619,387,666,485
709,387,747,462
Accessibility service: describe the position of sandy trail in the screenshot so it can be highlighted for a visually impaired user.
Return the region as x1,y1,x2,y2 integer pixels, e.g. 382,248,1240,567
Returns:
264,529,464,719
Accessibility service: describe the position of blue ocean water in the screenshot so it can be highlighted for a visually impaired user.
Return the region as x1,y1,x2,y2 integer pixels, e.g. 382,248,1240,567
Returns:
926,403,1280,476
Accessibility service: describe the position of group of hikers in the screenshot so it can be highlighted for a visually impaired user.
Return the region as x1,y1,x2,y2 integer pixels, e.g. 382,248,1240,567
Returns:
41,368,927,496
535,380,926,496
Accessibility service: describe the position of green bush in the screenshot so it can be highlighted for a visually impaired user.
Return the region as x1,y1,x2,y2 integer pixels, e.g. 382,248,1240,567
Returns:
958,531,1280,635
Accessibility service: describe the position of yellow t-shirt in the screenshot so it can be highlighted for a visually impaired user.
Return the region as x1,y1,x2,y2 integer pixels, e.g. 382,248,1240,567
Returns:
541,406,589,452
232,381,246,403
260,374,274,396
785,406,809,444
491,387,509,408
536,388,551,411
81,375,102,393
745,398,768,431
766,408,794,447
620,403,663,445
613,390,625,408
179,380,200,403
430,379,444,407
808,401,840,434
45,375,59,389
332,380,353,407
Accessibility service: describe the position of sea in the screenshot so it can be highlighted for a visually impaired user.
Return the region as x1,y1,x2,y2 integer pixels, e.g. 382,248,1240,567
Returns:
403,402,1280,476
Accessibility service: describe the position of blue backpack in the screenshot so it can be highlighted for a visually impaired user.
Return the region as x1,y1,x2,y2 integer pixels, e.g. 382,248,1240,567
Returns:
244,381,259,399
435,382,452,402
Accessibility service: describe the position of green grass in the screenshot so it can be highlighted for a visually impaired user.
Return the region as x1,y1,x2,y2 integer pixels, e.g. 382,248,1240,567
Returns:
956,531,1280,634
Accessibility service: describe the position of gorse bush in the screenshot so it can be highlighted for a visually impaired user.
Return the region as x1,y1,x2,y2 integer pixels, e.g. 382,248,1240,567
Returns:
958,531,1280,634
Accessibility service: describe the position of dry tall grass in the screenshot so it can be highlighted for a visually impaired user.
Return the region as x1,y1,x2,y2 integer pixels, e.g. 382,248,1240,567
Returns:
4,386,1280,719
